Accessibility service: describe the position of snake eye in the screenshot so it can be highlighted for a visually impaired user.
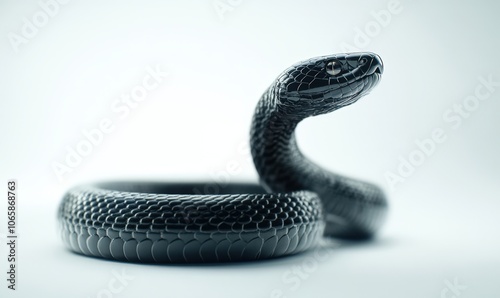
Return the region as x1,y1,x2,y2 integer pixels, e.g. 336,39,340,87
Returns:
359,58,368,64
326,60,342,76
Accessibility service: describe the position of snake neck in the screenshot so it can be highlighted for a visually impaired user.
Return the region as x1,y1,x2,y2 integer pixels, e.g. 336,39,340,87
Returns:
250,84,387,238
250,86,324,193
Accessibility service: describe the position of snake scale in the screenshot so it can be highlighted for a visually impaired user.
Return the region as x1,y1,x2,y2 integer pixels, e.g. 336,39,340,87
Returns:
58,52,388,263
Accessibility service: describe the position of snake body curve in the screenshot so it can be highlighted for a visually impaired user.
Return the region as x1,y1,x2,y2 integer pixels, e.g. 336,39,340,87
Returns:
58,52,387,263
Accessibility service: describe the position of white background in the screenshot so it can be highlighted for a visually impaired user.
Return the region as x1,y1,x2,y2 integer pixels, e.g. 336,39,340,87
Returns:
1,0,499,297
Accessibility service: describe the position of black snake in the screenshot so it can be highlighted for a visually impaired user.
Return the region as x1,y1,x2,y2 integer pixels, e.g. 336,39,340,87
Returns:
58,52,388,263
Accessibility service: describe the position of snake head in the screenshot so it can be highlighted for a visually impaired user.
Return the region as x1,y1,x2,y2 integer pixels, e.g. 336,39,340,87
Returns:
276,52,383,115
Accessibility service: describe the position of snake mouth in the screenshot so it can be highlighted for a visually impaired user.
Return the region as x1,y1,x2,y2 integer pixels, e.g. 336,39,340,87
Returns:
366,53,384,75
277,53,384,106
300,69,381,103
287,54,383,100
339,53,383,85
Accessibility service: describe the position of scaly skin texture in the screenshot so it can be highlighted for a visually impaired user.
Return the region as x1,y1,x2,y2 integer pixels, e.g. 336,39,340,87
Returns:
59,183,323,262
251,53,387,239
58,52,388,263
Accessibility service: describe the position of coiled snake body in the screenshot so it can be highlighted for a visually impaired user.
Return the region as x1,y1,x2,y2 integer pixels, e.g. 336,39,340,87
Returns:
59,52,387,263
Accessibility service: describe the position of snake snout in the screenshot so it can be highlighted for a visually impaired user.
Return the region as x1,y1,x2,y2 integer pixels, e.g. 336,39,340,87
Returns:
365,53,384,75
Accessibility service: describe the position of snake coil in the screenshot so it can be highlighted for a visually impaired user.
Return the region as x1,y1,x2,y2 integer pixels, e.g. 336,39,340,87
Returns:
58,52,388,263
